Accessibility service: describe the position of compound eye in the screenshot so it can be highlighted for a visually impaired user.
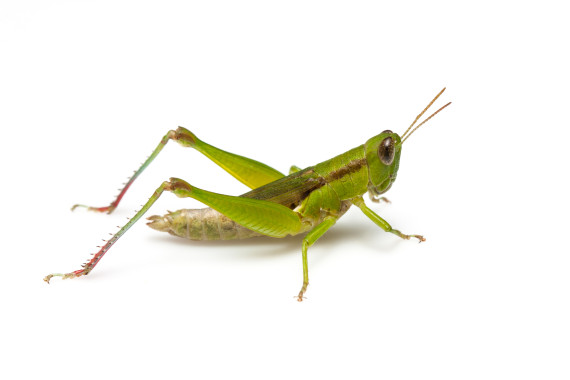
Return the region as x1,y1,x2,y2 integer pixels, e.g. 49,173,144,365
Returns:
378,137,395,165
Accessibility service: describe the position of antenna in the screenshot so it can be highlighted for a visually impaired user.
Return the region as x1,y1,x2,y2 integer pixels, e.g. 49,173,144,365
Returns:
401,101,451,144
401,87,447,141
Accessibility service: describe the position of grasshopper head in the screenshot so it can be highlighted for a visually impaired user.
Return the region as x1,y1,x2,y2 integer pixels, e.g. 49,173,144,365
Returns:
364,88,451,199
365,130,402,197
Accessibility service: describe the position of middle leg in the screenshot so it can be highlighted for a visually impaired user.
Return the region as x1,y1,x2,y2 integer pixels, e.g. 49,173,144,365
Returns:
297,215,338,301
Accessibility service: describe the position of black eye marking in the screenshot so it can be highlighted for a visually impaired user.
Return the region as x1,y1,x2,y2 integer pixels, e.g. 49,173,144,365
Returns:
378,137,395,165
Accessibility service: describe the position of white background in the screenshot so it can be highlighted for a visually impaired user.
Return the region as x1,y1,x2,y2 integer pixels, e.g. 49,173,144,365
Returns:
1,1,568,379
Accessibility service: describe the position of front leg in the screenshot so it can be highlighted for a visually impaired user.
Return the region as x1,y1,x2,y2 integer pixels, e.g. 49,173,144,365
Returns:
351,196,425,242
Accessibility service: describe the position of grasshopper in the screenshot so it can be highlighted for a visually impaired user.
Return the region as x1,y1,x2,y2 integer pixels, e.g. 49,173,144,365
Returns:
44,88,451,301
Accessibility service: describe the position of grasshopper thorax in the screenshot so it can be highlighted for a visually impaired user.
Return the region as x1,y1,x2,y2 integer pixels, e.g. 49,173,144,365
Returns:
364,130,402,197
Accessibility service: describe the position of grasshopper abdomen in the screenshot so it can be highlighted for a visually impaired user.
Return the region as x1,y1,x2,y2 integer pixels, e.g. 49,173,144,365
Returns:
147,208,262,241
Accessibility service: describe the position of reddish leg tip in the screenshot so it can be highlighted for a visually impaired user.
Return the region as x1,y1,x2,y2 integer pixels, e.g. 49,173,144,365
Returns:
43,269,90,284
71,204,116,214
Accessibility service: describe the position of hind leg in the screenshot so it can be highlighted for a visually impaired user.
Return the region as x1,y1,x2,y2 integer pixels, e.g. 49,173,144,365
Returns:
46,177,303,283
73,127,287,214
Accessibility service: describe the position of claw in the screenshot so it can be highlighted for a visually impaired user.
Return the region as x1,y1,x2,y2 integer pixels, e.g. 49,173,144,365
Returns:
71,204,116,214
43,269,90,284
369,193,391,204
413,235,426,243
296,293,307,302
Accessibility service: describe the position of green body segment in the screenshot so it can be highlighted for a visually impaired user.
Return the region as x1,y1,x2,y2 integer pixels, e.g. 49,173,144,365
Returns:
300,146,369,219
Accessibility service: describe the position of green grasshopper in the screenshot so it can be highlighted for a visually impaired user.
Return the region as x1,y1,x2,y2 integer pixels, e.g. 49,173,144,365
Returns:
44,88,451,301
